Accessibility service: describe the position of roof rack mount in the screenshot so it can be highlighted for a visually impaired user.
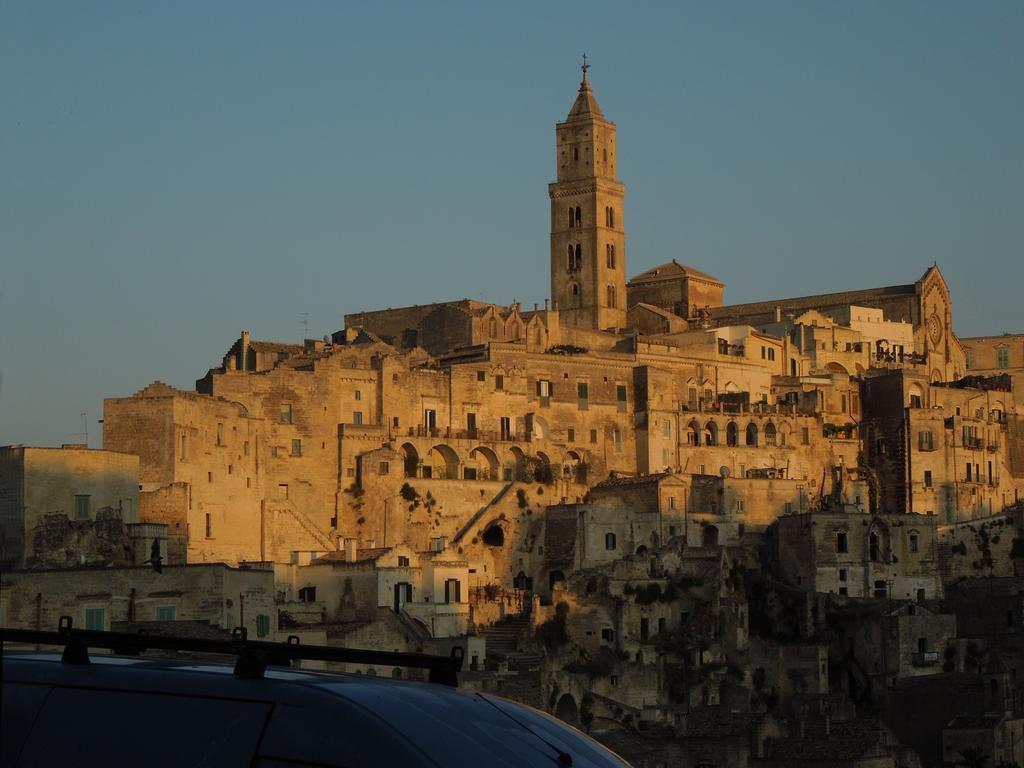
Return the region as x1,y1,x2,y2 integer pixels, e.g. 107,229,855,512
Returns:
1,615,464,687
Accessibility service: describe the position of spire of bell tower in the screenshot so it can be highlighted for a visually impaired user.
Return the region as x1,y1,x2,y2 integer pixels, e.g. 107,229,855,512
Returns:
567,53,605,121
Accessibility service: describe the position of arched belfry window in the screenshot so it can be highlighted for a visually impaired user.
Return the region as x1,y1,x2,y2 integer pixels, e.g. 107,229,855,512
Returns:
567,208,574,228
609,207,615,228
574,244,582,270
575,206,581,226
567,245,575,271
573,147,579,162
607,284,617,309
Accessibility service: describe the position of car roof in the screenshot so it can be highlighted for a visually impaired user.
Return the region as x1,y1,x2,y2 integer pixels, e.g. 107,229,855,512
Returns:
4,652,632,768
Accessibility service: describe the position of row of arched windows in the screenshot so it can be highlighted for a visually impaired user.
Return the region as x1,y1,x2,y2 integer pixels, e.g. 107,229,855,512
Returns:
567,206,582,228
685,420,785,448
605,243,616,269
604,206,616,228
606,284,617,309
566,244,582,271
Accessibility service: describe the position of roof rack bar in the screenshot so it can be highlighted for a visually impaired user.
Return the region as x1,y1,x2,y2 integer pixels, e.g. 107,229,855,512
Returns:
1,618,464,686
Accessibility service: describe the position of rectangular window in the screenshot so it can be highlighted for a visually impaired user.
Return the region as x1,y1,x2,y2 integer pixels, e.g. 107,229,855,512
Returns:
836,531,848,553
398,556,410,567
577,382,589,410
997,348,1010,368
74,494,91,521
84,607,106,631
444,579,462,604
874,580,888,598
640,618,649,641
801,427,810,445
216,423,224,446
298,586,317,602
768,348,775,361
207,471,213,483
590,429,598,444
256,614,271,638
567,427,575,442
839,568,847,582
205,513,212,538
761,346,766,359
910,534,919,553
966,463,972,482
537,379,552,398
662,448,670,466
669,496,677,509
156,605,176,622
500,416,512,440
919,431,934,451
616,384,627,412
662,419,671,437
354,389,361,401
477,370,486,381
466,412,477,435
839,587,848,596
243,441,250,456
613,428,622,451
291,438,302,456
924,470,933,488
841,395,847,413
495,375,504,391
180,433,188,460
278,483,289,500
353,411,363,425
379,461,390,475
280,403,293,424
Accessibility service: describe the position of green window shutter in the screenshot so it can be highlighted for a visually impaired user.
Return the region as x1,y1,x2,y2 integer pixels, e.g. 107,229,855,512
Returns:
84,608,105,631
74,495,91,520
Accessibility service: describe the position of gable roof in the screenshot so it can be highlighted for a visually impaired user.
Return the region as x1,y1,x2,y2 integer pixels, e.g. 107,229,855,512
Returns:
628,260,722,286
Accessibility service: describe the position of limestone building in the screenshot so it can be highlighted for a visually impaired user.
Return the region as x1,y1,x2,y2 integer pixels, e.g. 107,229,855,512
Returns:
95,65,1022,599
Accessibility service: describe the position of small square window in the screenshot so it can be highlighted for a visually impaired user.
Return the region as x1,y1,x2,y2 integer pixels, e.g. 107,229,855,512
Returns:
156,605,176,621
353,411,363,425
379,461,390,475
477,370,486,381
84,607,106,631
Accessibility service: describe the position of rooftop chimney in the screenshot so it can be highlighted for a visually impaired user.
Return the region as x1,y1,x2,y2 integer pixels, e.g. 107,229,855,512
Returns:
343,538,357,562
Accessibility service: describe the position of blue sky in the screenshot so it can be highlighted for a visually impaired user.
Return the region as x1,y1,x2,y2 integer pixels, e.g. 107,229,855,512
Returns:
2,2,1022,447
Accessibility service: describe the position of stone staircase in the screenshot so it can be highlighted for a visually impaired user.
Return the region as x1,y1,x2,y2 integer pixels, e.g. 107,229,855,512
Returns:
452,482,514,544
481,610,541,670
283,507,335,552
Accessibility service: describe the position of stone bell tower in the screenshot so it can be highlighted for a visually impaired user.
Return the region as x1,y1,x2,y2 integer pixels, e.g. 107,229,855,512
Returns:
549,56,627,331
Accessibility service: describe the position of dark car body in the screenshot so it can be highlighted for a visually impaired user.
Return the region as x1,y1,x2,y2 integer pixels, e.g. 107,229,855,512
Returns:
1,652,632,767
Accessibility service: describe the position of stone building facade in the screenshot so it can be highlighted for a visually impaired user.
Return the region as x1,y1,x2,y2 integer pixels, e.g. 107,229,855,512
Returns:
0,445,140,567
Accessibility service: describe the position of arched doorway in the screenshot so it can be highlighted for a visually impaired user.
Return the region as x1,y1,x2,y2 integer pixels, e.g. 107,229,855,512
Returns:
554,693,579,725
702,525,720,548
427,444,460,479
482,524,505,547
469,446,499,481
704,421,719,446
400,443,419,478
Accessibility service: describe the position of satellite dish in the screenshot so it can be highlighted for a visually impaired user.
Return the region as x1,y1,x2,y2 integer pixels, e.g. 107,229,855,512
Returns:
720,466,730,478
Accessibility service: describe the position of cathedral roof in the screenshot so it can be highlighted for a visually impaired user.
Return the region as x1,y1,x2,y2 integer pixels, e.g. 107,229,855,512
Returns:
628,260,723,286
566,77,605,121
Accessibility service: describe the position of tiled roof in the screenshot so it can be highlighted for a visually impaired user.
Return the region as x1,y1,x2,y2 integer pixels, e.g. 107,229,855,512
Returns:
628,260,722,286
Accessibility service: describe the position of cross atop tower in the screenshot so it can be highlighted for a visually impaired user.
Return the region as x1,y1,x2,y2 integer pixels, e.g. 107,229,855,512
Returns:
581,53,590,82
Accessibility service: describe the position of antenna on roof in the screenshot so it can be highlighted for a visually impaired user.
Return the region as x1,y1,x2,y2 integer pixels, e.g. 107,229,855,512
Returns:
300,312,310,340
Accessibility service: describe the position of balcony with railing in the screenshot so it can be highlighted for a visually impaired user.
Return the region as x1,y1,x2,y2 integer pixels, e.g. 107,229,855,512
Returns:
912,651,940,667
406,425,529,443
